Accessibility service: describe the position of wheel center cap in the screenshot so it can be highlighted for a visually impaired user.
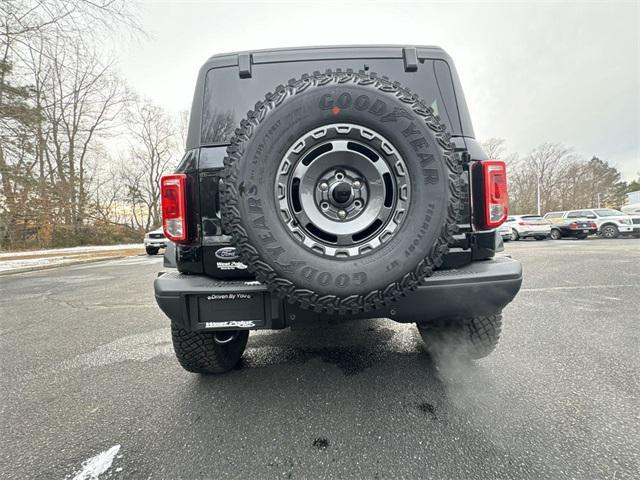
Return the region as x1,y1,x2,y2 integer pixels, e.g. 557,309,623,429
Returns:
332,182,352,204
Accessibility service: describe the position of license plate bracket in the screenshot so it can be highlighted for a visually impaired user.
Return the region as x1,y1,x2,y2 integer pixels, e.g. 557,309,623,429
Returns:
190,290,268,330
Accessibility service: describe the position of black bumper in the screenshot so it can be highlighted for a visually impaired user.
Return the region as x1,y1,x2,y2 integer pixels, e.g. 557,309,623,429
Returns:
559,228,597,236
154,256,523,331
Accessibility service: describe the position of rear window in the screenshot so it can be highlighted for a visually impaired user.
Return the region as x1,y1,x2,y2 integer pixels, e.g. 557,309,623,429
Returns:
567,210,593,218
521,215,544,220
544,212,563,219
201,59,462,145
594,209,623,217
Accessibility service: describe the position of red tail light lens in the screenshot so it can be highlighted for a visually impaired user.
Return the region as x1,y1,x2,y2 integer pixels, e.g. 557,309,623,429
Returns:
161,174,188,243
569,222,578,230
473,160,508,230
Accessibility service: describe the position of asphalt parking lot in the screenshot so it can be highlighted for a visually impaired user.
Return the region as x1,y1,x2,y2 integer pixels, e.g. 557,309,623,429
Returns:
1,238,639,479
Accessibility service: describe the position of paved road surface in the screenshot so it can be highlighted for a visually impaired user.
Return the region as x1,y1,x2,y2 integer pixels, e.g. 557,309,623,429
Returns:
1,239,639,479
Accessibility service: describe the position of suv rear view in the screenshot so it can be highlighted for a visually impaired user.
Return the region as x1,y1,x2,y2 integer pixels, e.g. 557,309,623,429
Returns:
154,45,522,373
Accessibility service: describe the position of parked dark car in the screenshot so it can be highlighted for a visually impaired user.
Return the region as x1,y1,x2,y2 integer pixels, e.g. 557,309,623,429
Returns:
154,45,523,374
549,218,597,240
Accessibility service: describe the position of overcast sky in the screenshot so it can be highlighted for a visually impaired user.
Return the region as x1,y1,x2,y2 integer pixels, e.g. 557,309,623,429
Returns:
117,0,639,180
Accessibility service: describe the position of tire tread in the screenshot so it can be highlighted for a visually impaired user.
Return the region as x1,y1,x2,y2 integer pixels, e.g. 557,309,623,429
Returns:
418,314,503,360
222,69,463,314
171,324,248,374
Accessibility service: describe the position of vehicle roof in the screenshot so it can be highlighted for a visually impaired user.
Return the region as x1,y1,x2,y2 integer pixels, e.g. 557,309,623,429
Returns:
545,209,593,215
203,44,450,65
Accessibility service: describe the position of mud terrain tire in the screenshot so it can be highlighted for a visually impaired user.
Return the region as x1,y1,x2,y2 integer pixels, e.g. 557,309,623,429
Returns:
223,70,462,314
417,314,502,360
171,325,249,374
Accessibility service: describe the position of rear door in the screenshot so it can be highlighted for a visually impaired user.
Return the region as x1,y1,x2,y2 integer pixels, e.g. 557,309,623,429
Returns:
195,49,477,277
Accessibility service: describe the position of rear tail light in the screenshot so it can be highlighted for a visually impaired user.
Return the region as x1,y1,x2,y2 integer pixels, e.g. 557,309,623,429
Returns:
589,222,597,228
473,160,508,230
161,174,188,243
518,222,527,226
569,222,578,230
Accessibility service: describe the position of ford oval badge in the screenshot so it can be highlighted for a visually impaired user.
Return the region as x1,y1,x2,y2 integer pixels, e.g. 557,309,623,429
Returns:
215,247,239,260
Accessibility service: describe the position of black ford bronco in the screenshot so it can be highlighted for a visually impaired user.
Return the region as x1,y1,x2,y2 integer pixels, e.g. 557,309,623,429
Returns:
154,45,522,374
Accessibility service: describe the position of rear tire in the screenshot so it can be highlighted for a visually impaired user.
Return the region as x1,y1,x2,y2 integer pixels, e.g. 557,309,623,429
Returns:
550,229,562,240
146,246,159,255
511,229,520,241
601,225,619,239
417,314,502,360
171,324,249,373
222,70,462,314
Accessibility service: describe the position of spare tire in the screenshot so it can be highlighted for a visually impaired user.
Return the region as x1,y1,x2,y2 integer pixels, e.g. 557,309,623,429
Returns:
222,70,462,314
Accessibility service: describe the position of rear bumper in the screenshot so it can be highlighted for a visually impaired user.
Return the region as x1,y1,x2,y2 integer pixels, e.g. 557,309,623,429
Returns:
145,240,167,248
559,228,597,236
616,225,640,234
154,256,523,331
518,229,550,237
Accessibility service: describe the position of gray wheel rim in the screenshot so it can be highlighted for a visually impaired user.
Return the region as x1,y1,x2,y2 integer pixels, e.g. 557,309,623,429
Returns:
602,226,616,238
275,123,410,258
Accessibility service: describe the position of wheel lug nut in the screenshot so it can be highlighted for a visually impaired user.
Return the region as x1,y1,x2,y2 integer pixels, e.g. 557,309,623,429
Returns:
335,172,344,181
338,210,347,219
353,180,362,189
321,202,329,210
320,182,329,191
354,200,362,208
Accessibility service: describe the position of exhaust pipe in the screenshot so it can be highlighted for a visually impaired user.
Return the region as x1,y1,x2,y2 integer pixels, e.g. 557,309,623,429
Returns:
213,331,239,345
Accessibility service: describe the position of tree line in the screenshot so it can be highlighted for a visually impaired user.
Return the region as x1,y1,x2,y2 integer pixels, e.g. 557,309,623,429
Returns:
1,2,638,251
1,0,183,250
482,139,639,216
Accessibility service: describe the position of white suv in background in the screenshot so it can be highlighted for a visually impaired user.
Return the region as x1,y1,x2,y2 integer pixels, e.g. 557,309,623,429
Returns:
144,227,168,255
504,215,552,241
545,209,640,239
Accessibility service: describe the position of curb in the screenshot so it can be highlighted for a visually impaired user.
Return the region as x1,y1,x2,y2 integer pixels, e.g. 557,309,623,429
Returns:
0,255,137,277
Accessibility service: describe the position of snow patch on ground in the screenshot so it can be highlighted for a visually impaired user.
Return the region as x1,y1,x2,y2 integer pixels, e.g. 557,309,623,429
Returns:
0,244,143,258
0,244,145,273
69,444,120,480
0,257,64,272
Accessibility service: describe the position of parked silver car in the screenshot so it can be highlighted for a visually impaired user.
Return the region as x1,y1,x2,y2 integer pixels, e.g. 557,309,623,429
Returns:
503,215,552,241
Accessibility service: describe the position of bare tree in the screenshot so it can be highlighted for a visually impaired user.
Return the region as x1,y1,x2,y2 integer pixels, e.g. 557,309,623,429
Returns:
488,141,627,215
120,98,180,231
481,138,507,160
0,0,139,248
